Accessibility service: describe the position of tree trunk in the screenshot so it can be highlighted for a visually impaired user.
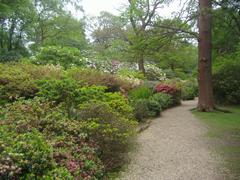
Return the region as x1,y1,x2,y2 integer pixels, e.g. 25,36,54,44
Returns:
198,0,214,111
138,54,145,75
8,19,16,51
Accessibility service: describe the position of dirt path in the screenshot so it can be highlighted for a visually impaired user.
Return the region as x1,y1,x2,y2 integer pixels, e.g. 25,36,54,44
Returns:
119,100,227,180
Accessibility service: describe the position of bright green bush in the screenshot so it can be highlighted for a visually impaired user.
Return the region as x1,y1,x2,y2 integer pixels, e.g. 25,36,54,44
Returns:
34,46,85,69
128,86,153,100
213,61,240,104
0,128,54,178
117,69,145,80
36,78,81,107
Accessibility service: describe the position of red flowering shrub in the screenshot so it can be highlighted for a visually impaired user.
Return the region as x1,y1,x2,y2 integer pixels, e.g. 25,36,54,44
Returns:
155,84,181,106
155,84,177,95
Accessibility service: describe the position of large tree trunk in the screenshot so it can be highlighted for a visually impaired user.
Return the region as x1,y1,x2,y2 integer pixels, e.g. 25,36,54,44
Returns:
198,0,214,111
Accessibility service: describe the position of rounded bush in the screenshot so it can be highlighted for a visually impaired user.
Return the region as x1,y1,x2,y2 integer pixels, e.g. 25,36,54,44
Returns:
213,62,240,104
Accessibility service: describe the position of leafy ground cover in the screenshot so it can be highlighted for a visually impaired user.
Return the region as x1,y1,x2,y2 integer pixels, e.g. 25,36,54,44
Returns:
193,107,240,179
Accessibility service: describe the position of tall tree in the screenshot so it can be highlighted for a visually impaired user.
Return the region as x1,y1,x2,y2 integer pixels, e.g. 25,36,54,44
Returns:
198,0,214,111
125,0,170,75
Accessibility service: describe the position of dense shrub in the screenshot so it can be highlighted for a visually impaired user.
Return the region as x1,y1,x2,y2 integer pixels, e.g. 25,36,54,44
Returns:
36,78,81,109
131,97,165,121
76,101,137,169
131,99,152,121
0,63,63,104
117,69,145,80
181,79,198,100
213,61,240,104
145,64,166,81
0,63,38,103
151,93,173,110
66,68,133,92
0,128,54,178
33,46,85,69
0,98,105,179
155,83,181,106
128,86,153,100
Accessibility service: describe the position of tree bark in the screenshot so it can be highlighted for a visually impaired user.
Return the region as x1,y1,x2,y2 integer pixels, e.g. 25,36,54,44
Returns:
138,54,145,75
198,0,214,111
8,19,16,51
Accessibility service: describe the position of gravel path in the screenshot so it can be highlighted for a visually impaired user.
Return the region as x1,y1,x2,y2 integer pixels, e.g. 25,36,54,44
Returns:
119,100,227,180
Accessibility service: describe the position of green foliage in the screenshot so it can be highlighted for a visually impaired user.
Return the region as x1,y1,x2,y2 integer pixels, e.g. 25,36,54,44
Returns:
131,99,151,121
43,168,74,179
151,93,173,110
117,69,145,80
181,79,198,100
194,106,240,179
0,128,54,178
147,99,162,117
0,97,105,179
66,68,133,92
145,64,167,81
213,60,240,104
36,78,81,107
0,63,64,104
0,63,38,103
77,101,137,169
34,46,85,69
128,86,153,100
155,82,182,106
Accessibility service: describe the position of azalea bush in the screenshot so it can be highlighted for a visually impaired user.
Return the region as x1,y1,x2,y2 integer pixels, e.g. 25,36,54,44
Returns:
0,96,136,178
155,83,181,106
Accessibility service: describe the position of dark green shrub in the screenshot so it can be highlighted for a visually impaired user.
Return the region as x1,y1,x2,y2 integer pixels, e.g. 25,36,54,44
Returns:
151,93,172,110
131,99,151,121
128,86,153,100
213,61,240,104
75,101,137,170
180,79,198,100
147,99,161,117
131,98,162,121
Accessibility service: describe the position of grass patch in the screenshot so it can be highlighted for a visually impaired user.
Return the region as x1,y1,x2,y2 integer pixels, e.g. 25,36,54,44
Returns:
193,106,240,179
